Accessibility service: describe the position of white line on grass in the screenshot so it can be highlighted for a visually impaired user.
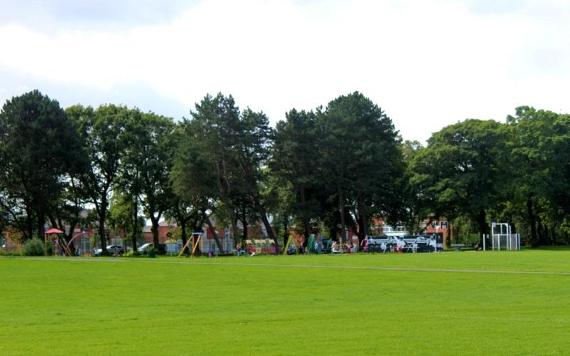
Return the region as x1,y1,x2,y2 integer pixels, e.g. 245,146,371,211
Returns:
17,257,570,277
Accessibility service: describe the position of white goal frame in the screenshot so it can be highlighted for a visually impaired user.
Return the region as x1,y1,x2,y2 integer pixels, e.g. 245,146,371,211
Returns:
490,222,520,251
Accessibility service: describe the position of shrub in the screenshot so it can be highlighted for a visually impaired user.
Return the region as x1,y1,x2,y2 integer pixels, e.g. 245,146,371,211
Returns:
123,250,135,257
0,249,21,256
22,238,46,256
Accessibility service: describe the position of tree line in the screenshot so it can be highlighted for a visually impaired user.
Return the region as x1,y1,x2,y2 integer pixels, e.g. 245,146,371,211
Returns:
1,90,569,254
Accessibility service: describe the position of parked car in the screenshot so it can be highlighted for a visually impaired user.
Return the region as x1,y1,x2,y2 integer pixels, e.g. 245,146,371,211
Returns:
93,245,125,256
109,245,125,255
137,243,154,254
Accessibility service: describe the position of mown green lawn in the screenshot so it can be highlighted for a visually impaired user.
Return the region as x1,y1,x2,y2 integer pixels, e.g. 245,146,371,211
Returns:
1,250,569,355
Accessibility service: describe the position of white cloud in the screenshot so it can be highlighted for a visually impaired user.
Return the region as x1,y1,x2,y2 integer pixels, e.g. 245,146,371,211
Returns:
1,0,569,142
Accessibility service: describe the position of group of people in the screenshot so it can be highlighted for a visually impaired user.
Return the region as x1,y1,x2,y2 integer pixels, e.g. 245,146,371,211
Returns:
331,235,361,253
234,233,440,256
301,232,369,254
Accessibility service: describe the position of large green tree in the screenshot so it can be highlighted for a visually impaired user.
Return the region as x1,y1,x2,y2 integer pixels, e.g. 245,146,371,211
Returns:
173,94,278,252
121,111,176,251
171,116,225,252
272,109,324,243
67,104,129,255
0,90,84,240
400,140,427,234
318,92,404,242
506,107,570,245
410,119,507,235
107,191,145,247
234,107,276,246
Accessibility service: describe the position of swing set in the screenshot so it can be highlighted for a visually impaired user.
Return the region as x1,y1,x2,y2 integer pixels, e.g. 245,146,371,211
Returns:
178,232,203,257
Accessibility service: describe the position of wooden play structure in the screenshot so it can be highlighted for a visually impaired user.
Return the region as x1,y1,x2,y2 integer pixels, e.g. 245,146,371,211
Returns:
178,232,203,257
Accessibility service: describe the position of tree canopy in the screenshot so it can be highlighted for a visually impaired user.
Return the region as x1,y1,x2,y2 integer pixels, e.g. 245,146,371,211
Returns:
1,90,569,249
0,90,85,240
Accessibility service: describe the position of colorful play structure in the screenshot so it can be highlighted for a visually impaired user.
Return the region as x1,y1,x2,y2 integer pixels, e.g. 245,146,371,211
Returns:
44,229,92,256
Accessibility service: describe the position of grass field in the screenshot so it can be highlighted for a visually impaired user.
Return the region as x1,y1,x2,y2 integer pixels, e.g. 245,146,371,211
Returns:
1,250,570,355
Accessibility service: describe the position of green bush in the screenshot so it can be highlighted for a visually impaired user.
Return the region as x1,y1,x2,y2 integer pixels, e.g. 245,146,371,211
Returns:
22,238,47,256
0,249,21,256
123,250,135,257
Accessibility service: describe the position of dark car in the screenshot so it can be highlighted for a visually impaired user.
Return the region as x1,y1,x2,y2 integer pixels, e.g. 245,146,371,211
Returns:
93,245,125,256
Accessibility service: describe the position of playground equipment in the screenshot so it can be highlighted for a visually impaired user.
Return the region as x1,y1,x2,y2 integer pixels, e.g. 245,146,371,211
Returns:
178,232,235,256
44,228,72,256
68,231,91,255
283,234,331,255
178,232,203,257
43,229,94,256
283,235,299,255
484,222,520,251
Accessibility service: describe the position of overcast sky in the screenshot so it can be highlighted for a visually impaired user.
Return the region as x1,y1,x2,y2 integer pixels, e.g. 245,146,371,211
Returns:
1,0,569,142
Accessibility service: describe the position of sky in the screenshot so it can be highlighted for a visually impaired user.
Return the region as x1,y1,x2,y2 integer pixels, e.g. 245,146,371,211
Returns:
1,0,569,142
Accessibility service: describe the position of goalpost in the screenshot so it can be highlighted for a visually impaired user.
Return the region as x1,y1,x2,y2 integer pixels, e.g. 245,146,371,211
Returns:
488,222,521,251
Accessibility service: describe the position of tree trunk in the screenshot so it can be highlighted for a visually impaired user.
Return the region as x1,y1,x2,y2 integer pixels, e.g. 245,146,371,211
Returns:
302,217,310,249
475,210,489,247
536,216,546,246
150,215,160,248
476,210,489,235
65,219,78,255
25,205,34,240
338,187,346,243
300,186,310,248
180,219,188,255
362,211,369,242
231,215,240,247
527,196,538,246
205,215,224,253
192,216,204,232
98,196,108,255
242,215,248,242
283,215,289,247
36,210,45,241
330,226,337,242
37,210,46,255
131,198,138,254
356,200,368,243
255,199,280,254
64,219,76,241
